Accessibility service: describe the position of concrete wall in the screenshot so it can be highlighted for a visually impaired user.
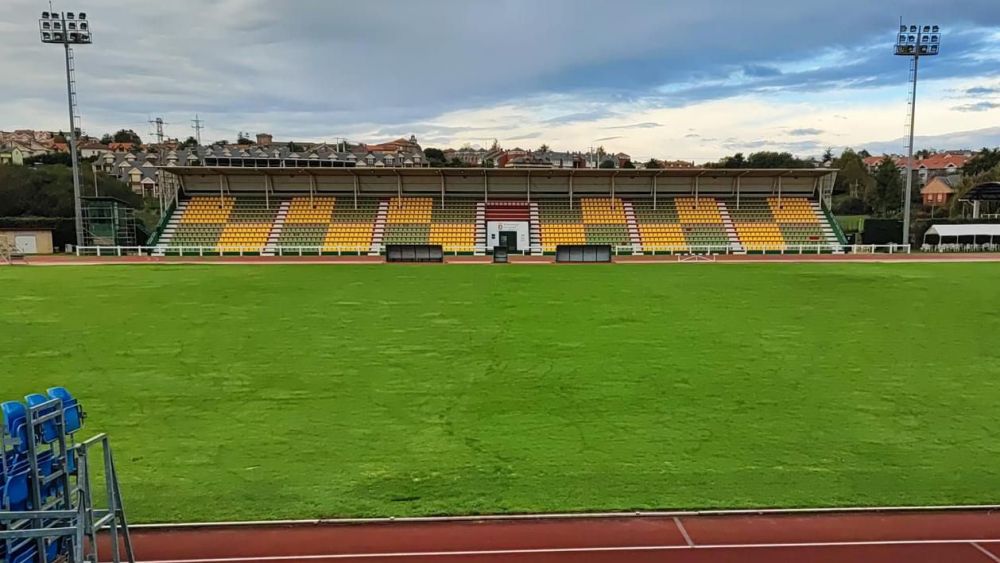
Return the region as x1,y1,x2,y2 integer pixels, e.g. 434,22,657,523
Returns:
1,229,54,254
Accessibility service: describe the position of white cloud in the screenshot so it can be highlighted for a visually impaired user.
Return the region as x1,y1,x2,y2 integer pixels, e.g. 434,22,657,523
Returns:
2,0,998,159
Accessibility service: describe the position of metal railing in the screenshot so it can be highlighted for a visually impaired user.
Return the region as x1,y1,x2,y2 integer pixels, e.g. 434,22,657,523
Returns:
70,243,918,257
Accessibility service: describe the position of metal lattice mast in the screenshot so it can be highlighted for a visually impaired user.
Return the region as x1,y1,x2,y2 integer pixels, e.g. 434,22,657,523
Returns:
192,114,205,146
894,22,941,244
40,9,93,248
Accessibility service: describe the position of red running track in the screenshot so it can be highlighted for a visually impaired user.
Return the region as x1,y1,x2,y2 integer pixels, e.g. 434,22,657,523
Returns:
103,510,1000,562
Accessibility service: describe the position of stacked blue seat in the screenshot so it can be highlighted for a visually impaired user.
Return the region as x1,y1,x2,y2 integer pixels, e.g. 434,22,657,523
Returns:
1,387,84,563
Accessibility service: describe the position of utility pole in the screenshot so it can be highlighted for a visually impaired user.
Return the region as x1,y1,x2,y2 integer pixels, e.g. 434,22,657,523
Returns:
192,115,204,146
149,117,167,145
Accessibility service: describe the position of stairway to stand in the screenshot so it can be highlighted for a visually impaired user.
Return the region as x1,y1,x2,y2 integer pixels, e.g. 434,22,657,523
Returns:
716,201,745,254
263,200,290,256
369,199,389,256
622,200,643,254
811,201,845,253
528,203,543,256
474,202,487,256
152,200,187,256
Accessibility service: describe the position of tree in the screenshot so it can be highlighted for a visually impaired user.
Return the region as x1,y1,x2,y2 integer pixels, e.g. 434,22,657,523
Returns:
858,149,871,158
950,160,1000,217
644,158,662,169
179,136,198,149
237,132,255,146
833,148,874,197
24,153,75,167
867,156,903,217
822,148,834,163
424,148,447,167
112,129,142,145
599,159,616,169
745,151,812,168
964,148,1000,177
99,134,113,145
622,160,636,169
915,148,932,159
707,152,745,168
537,144,550,154
0,163,141,219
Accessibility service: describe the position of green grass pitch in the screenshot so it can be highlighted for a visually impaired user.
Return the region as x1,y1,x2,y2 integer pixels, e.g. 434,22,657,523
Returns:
2,263,999,523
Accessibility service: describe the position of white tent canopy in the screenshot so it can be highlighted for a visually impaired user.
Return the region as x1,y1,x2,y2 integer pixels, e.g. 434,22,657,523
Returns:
924,224,1000,238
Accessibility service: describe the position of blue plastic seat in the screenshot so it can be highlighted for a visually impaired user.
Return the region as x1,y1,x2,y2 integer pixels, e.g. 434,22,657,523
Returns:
1,464,28,510
47,387,82,434
46,537,62,562
25,393,59,444
2,401,28,453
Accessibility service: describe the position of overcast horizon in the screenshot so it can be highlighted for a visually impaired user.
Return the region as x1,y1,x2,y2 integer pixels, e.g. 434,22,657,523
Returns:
2,0,999,161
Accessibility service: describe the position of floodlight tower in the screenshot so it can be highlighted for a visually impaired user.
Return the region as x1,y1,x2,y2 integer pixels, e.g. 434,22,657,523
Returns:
39,9,93,248
894,22,940,244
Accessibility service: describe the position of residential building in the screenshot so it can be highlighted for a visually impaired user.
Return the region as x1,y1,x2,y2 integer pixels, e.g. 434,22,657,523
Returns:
78,140,111,159
662,159,695,168
444,146,489,165
95,133,430,196
863,152,970,185
0,145,25,165
0,130,57,158
921,175,960,206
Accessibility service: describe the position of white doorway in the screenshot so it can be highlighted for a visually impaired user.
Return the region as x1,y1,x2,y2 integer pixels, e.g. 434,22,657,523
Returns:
14,235,37,254
487,221,529,252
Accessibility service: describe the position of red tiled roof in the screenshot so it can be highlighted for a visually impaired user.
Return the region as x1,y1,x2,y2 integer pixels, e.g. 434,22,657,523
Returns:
916,154,969,170
864,153,969,170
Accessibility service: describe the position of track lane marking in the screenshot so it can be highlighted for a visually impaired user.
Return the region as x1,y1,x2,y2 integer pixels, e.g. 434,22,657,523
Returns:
673,516,694,546
972,542,1000,562
118,538,1000,563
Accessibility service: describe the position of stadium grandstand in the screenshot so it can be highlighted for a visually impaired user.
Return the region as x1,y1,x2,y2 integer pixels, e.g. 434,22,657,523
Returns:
146,167,844,256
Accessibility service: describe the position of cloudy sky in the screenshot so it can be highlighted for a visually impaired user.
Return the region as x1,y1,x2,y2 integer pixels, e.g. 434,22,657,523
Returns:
3,0,999,161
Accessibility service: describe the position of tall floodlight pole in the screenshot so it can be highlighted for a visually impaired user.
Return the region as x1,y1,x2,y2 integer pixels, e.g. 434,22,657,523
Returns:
894,22,940,244
39,9,93,248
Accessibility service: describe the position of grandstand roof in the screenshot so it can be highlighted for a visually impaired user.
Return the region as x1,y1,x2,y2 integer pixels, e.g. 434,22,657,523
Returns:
163,166,837,198
163,166,836,180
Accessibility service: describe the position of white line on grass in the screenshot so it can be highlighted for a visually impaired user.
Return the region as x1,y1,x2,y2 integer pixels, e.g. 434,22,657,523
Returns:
129,503,1000,529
